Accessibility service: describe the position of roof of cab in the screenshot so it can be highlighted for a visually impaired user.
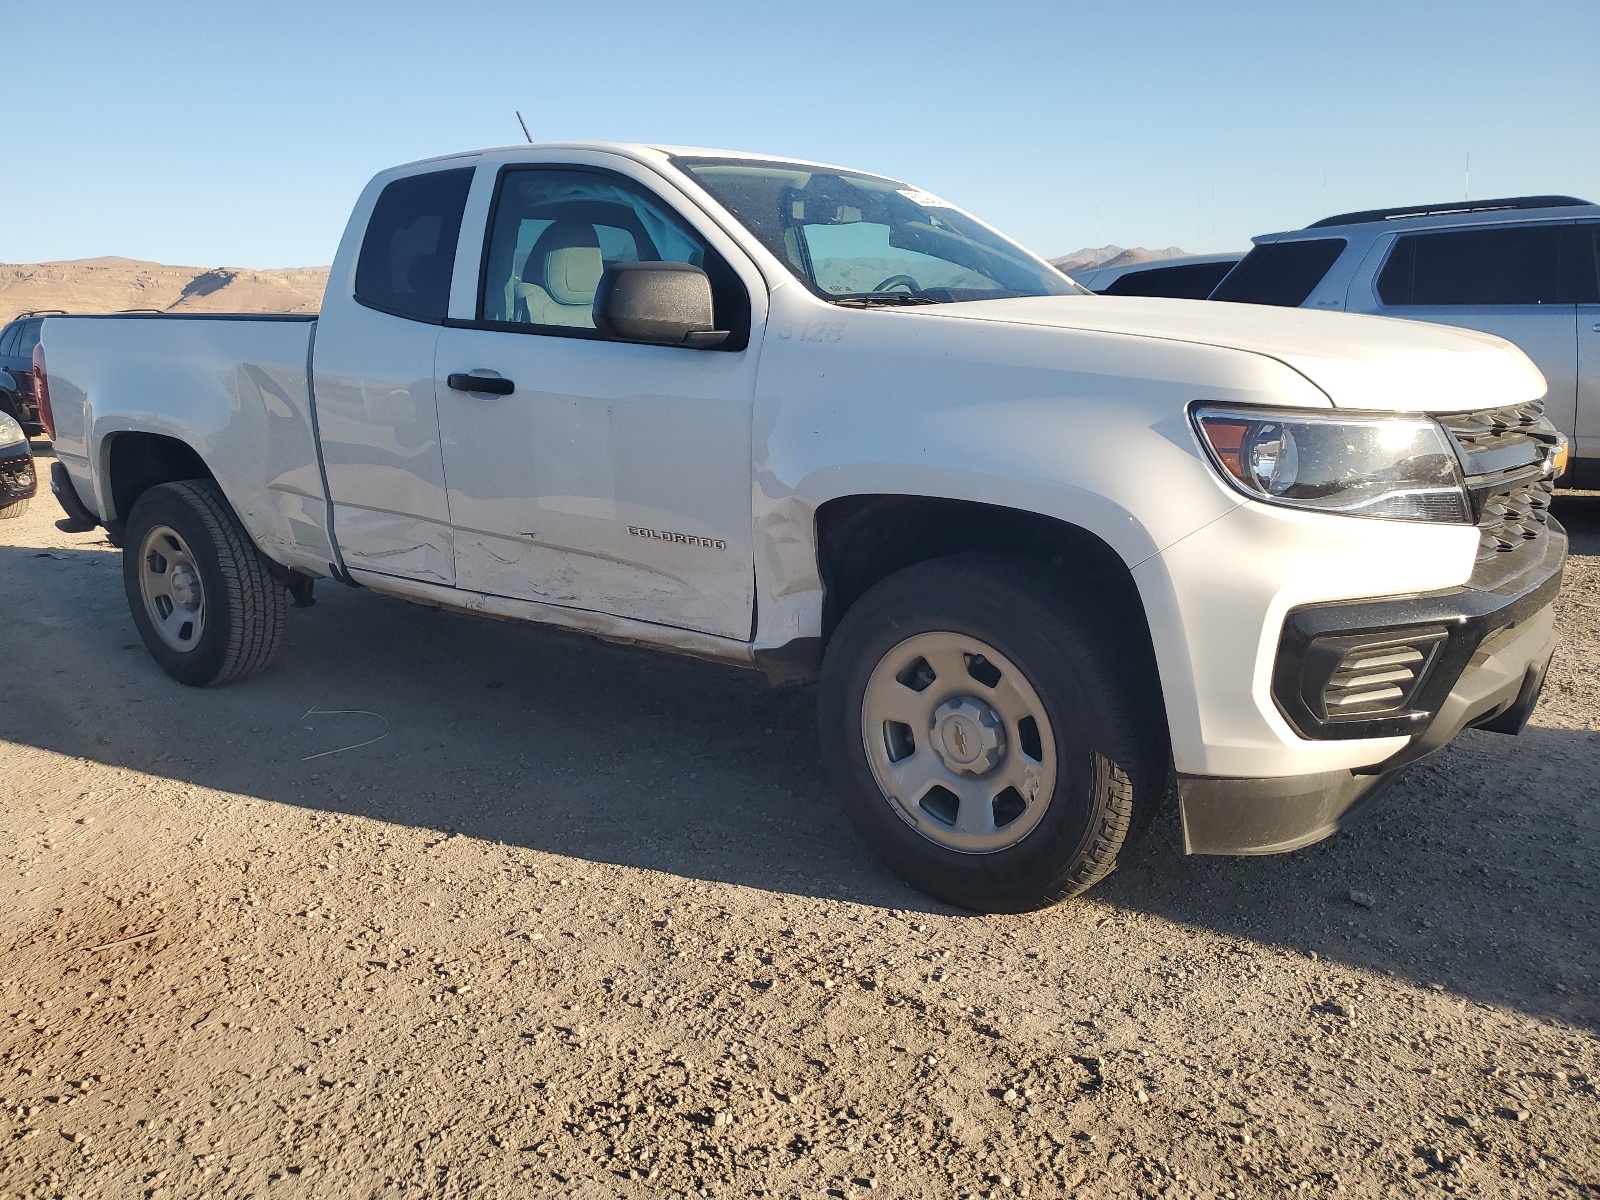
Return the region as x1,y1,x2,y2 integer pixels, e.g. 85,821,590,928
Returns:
384,141,884,179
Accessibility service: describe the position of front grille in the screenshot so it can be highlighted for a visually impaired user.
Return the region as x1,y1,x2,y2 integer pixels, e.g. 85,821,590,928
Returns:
1474,476,1554,564
1438,400,1563,588
1439,399,1547,446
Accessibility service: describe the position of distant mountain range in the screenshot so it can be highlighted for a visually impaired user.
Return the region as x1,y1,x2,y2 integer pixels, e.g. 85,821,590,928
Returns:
2,247,1201,323
0,257,329,324
1048,245,1189,276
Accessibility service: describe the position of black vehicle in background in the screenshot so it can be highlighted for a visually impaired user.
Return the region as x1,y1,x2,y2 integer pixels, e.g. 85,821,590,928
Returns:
1070,253,1244,298
0,372,37,518
0,311,61,436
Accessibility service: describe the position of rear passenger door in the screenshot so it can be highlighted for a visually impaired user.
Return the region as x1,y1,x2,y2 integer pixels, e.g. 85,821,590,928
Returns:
1372,223,1581,438
312,164,475,586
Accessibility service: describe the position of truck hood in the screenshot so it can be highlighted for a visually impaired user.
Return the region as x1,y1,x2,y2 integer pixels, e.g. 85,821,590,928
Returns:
924,295,1547,413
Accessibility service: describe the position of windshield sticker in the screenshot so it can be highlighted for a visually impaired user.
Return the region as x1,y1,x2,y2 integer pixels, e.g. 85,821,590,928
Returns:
897,187,954,208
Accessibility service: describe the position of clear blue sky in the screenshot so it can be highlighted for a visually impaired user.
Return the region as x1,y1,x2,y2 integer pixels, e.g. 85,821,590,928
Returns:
8,0,1597,267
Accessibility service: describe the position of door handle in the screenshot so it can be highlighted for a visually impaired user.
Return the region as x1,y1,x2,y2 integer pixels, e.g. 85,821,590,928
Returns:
1592,323,1600,332
447,373,515,396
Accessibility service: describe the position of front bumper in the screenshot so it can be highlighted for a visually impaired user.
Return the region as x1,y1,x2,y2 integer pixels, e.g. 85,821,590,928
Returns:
0,445,36,505
1179,525,1563,855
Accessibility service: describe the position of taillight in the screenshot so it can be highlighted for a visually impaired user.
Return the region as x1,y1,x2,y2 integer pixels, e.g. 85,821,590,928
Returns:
31,342,54,440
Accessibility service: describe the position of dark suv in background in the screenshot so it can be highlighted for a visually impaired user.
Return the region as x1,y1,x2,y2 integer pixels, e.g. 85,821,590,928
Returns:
0,311,60,436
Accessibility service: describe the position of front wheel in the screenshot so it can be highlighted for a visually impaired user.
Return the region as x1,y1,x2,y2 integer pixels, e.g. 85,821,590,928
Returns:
818,553,1163,912
122,480,286,686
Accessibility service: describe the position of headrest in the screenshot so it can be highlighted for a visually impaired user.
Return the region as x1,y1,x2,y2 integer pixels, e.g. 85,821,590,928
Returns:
526,220,604,306
544,245,604,305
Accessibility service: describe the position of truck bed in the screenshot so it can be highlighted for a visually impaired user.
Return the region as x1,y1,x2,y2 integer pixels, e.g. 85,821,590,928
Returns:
43,313,337,577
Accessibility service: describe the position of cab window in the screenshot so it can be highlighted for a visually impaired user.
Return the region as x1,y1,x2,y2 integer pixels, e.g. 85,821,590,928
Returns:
478,167,749,348
354,167,475,323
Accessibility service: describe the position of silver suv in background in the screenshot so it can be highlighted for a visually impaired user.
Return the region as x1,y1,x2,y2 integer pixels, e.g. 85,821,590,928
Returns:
1209,196,1600,486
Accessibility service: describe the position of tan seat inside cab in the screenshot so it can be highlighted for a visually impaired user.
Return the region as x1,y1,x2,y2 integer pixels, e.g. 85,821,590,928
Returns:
512,221,604,327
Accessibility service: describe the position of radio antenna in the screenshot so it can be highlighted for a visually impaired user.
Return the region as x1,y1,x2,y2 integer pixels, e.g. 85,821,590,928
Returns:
516,111,533,143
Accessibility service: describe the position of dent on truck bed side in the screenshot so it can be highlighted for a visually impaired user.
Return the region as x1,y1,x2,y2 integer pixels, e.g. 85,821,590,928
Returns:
43,315,334,576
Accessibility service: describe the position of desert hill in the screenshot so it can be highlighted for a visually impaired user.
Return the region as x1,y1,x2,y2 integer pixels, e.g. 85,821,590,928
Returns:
1,247,1202,322
0,258,330,324
1049,245,1188,277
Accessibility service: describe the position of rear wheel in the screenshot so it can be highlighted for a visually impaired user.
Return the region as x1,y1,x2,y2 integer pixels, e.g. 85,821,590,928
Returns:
122,480,285,686
818,553,1163,912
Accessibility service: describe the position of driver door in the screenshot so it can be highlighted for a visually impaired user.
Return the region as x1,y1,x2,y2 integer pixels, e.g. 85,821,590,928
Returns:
434,163,761,640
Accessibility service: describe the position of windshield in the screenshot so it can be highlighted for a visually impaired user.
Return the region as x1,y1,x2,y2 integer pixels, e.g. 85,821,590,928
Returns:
673,157,1082,305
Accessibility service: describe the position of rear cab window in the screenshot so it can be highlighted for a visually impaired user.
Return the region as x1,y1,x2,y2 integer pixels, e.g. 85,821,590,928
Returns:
354,167,476,323
1210,239,1347,307
1376,223,1599,306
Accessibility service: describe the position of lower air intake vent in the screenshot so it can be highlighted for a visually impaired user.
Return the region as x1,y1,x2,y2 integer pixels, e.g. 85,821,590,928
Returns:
1324,642,1431,717
1303,628,1450,724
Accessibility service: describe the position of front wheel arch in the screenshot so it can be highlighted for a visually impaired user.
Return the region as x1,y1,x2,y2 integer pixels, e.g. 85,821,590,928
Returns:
818,551,1169,911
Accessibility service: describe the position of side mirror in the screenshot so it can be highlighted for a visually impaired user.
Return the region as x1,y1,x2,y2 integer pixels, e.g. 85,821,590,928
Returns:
593,262,729,349
0,371,16,393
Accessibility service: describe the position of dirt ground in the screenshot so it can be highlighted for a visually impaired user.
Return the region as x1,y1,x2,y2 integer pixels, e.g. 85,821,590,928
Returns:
2,444,1597,1200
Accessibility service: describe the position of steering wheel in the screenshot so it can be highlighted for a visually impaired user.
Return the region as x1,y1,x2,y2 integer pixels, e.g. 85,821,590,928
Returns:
872,274,921,294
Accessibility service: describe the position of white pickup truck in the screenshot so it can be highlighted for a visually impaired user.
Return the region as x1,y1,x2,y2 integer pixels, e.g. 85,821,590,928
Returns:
40,143,1568,911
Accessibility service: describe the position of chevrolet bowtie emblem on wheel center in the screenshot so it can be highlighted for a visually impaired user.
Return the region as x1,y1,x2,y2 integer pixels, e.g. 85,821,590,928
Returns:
930,696,1005,775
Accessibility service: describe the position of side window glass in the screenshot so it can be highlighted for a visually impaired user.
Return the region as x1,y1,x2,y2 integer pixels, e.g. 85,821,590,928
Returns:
17,321,42,357
0,325,17,357
1209,239,1346,307
1377,225,1566,306
1564,223,1600,305
354,167,475,323
480,167,749,347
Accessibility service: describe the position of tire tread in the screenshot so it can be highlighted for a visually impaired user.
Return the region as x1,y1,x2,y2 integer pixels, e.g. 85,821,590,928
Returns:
125,480,285,686
819,552,1164,912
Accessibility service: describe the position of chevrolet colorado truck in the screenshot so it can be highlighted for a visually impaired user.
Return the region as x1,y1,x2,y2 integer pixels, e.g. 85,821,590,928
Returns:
39,143,1568,912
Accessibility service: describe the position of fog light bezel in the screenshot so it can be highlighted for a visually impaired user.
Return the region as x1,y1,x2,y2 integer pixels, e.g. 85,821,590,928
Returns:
1273,610,1480,741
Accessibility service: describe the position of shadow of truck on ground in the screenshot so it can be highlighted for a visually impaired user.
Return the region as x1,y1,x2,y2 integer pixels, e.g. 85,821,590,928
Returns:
2,491,1596,1030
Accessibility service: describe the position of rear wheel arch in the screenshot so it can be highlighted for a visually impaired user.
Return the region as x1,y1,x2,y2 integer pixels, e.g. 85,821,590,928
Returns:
104,431,214,525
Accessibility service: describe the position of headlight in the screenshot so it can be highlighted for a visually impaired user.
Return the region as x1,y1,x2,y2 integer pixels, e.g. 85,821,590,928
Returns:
0,413,25,451
1191,404,1470,524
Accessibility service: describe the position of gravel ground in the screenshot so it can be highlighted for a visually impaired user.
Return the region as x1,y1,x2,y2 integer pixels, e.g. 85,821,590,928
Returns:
2,444,1597,1200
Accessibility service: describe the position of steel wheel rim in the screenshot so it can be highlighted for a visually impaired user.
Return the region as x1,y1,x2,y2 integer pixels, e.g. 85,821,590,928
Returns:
137,523,207,653
860,631,1057,854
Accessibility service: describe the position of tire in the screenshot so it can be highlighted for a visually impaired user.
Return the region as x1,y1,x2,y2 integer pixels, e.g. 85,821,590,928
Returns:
0,495,30,519
818,552,1165,913
122,480,286,686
